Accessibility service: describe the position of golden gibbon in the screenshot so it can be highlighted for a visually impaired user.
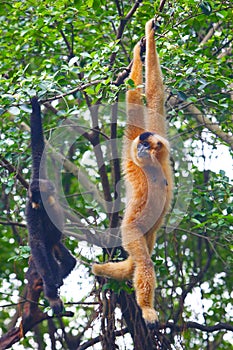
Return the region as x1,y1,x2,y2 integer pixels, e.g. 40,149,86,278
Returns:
92,19,173,325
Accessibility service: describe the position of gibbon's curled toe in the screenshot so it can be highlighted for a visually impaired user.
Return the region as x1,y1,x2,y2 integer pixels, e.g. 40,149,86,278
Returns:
92,18,173,325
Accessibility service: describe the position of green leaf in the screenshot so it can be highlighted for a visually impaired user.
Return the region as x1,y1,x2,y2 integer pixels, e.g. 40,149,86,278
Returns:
126,78,136,88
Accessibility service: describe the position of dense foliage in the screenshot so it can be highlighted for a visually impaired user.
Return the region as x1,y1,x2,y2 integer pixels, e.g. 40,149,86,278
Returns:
0,0,232,349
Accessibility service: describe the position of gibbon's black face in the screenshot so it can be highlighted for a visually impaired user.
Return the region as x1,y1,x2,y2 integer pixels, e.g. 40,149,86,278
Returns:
30,191,43,209
138,132,155,158
137,132,163,159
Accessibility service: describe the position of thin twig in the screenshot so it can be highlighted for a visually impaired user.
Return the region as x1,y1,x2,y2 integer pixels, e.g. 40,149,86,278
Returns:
159,0,167,12
162,321,233,333
109,0,142,66
0,155,29,189
0,221,26,228
40,80,102,103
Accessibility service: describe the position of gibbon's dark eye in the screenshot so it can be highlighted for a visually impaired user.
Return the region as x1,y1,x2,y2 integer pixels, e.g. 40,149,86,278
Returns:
142,141,150,149
157,141,162,149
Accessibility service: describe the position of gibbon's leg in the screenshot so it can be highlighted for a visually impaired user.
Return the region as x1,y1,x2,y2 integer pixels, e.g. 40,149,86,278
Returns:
146,210,167,255
30,238,63,313
30,239,60,289
53,241,76,279
146,231,157,256
123,233,158,324
92,256,134,281
145,19,166,137
125,42,145,140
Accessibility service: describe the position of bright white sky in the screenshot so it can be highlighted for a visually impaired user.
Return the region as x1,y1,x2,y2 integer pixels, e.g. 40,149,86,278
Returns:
192,141,233,179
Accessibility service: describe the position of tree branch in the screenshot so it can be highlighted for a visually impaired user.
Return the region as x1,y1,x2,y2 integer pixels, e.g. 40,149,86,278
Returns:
109,0,142,66
168,96,233,149
14,119,107,210
0,264,74,350
0,155,29,189
173,242,214,324
200,21,222,45
0,220,26,228
77,328,128,350
40,80,102,103
186,103,233,150
0,311,74,350
59,27,74,59
113,62,132,86
117,290,158,350
158,0,167,12
162,321,233,333
114,0,123,17
109,100,121,230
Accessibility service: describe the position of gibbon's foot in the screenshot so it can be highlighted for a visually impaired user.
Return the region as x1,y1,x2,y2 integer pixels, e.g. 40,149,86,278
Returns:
142,307,158,325
48,297,64,315
92,262,116,277
92,263,103,276
92,258,134,281
147,18,160,34
60,254,77,280
151,18,160,32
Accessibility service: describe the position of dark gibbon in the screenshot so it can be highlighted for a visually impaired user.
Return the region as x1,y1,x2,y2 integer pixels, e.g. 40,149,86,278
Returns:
92,19,173,325
25,97,76,314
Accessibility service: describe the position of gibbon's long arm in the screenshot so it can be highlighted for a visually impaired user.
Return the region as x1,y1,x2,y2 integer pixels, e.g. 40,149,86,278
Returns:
125,42,145,141
30,97,47,180
145,20,166,136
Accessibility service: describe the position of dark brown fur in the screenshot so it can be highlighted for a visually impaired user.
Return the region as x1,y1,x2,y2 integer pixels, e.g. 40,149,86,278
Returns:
25,97,76,314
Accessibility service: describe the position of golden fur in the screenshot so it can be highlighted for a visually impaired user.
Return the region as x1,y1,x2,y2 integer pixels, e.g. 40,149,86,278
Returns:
92,19,173,324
